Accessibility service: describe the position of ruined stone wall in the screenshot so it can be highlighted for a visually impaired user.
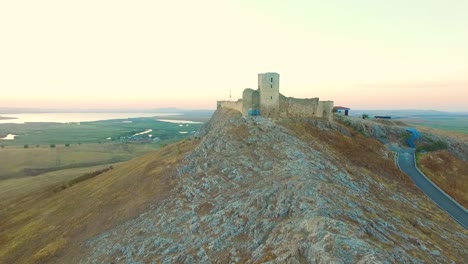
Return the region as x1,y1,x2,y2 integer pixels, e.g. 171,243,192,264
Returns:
278,95,334,120
279,95,320,118
317,101,334,121
217,100,243,114
242,89,260,116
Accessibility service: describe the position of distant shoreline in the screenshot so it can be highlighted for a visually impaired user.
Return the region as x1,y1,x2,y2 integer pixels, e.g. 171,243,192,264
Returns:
152,114,212,123
0,112,186,124
0,116,17,120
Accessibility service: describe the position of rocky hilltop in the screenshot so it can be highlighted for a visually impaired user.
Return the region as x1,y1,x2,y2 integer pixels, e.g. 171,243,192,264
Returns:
82,109,467,263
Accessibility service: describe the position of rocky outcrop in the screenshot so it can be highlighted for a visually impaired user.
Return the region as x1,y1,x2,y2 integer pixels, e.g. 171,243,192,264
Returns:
82,109,467,263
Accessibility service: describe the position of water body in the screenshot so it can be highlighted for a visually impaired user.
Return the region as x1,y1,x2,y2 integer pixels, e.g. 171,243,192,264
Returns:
0,134,16,140
0,113,179,124
133,129,153,136
157,119,202,124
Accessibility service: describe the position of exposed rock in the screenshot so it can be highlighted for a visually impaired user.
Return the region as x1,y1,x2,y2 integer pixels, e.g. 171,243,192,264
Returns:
81,109,468,263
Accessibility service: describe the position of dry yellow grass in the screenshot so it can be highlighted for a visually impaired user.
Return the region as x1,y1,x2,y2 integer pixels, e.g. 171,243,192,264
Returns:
0,139,198,264
0,163,123,212
0,143,159,179
417,150,468,208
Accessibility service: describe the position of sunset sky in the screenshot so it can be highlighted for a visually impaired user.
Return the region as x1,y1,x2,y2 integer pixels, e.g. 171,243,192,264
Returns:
1,0,467,111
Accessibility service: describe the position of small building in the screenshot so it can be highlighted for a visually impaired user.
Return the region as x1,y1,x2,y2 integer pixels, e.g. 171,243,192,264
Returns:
333,106,350,116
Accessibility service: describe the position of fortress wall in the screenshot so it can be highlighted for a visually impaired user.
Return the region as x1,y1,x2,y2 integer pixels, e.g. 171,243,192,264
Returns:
217,100,243,113
242,89,260,116
317,101,334,121
279,95,320,118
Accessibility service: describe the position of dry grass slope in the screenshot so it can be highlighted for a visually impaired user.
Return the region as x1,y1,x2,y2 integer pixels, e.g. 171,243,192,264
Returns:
0,143,160,180
0,139,198,264
417,150,468,208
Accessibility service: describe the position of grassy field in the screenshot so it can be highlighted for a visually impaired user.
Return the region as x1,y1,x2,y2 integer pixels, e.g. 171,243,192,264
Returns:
0,143,165,179
0,117,202,146
0,115,206,263
0,117,204,179
0,139,199,263
402,116,468,134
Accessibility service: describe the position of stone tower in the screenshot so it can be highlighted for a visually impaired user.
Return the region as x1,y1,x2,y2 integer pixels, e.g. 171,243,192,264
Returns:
258,72,280,117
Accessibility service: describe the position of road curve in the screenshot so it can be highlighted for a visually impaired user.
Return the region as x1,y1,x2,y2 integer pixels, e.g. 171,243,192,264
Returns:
394,147,468,229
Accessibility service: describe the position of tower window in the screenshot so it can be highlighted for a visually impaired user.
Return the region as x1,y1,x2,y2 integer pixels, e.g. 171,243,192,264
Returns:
271,78,273,82
271,96,272,99
270,84,272,88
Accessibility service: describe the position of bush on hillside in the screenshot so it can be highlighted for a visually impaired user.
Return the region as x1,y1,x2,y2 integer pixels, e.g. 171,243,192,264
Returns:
417,139,448,153
55,166,114,192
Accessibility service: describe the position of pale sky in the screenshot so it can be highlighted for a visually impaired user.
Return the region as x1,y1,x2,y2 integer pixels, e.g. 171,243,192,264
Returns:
1,0,467,111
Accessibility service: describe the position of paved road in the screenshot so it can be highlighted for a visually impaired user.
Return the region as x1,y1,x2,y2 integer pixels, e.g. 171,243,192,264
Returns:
393,146,468,229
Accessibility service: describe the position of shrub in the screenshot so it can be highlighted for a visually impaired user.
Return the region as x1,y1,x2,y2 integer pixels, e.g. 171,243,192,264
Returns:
417,140,448,153
67,166,114,187
0,145,4,148
65,143,70,147
362,114,369,119
50,144,56,148
24,144,29,148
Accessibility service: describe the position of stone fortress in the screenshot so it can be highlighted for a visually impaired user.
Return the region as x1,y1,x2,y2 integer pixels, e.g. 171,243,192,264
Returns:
217,72,334,121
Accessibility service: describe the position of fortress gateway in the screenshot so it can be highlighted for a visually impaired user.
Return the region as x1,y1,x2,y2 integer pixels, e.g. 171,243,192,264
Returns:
217,72,334,121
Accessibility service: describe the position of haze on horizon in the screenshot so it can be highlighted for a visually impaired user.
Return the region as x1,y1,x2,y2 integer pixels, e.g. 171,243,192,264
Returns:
1,0,467,112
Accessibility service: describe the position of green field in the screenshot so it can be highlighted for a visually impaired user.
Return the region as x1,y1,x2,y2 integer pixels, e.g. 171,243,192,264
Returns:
0,117,202,146
0,117,204,179
404,116,468,134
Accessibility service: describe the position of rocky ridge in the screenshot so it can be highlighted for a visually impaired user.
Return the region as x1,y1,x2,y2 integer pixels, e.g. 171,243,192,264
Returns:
82,109,467,263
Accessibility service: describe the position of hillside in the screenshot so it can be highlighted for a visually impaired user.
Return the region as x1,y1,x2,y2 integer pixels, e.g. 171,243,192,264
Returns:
417,150,468,208
336,116,468,208
0,140,198,263
2,109,467,263
80,109,466,263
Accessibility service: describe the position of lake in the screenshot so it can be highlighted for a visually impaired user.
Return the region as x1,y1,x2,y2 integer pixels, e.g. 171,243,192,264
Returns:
0,113,180,124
